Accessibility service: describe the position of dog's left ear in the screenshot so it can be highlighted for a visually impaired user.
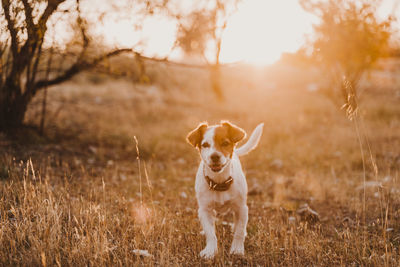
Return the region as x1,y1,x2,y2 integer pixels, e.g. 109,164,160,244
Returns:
221,121,246,143
187,122,208,148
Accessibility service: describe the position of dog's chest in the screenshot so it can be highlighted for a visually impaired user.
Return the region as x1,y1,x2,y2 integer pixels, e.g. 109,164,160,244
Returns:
208,192,233,214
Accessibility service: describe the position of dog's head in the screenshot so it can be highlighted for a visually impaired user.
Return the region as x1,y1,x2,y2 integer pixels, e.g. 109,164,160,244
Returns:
187,121,246,173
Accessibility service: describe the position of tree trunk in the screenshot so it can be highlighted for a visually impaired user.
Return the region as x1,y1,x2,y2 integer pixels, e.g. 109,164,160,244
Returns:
210,37,223,101
210,64,223,100
0,84,29,130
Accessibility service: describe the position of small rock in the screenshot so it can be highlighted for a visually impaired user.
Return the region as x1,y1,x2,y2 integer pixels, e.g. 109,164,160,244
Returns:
270,159,283,169
132,249,153,258
88,146,98,154
356,181,382,191
248,183,262,195
297,203,319,223
182,177,191,182
185,207,192,213
334,151,342,157
391,188,400,195
94,96,102,104
306,83,319,92
180,192,187,199
120,174,127,181
177,158,186,165
383,176,391,183
342,216,354,226
288,216,296,224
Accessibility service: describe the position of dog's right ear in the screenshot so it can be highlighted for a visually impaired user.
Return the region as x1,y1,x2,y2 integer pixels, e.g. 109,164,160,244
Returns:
186,122,208,148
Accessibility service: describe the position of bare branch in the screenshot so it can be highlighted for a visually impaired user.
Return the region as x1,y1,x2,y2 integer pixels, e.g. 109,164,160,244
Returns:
76,0,89,58
21,0,35,38
1,0,19,58
38,0,65,30
34,49,133,91
33,48,224,93
27,40,43,89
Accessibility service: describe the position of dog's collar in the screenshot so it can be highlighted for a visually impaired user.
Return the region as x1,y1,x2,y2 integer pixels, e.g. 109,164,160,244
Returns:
205,175,233,191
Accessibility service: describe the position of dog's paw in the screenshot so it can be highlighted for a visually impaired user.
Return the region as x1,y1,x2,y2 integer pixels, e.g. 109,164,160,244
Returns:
229,242,244,256
200,245,217,259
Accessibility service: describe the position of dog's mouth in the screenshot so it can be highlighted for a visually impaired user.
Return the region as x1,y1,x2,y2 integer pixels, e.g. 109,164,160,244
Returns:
209,163,225,172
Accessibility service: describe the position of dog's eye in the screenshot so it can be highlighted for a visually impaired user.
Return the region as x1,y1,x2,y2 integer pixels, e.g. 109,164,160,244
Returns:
202,142,210,148
221,141,230,146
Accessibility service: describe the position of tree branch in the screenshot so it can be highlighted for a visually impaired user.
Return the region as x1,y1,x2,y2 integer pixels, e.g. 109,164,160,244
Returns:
34,49,133,91
21,0,35,38
75,0,89,59
1,0,19,58
22,0,36,91
33,49,236,93
38,0,65,30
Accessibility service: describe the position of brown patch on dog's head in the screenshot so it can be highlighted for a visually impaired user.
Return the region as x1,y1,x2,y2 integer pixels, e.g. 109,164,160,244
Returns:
221,121,246,143
214,121,246,157
186,122,208,148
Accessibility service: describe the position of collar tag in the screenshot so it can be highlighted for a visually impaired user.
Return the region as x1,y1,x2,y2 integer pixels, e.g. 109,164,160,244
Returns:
205,176,233,191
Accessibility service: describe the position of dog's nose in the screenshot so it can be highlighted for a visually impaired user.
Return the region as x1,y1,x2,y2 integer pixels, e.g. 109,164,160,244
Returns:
210,153,220,163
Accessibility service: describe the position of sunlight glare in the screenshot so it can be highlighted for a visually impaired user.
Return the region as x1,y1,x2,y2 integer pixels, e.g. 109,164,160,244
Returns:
91,0,317,65
220,0,315,65
101,16,177,58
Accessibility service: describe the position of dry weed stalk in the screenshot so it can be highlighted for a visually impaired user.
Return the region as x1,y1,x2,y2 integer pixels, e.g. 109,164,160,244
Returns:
133,136,154,229
341,78,389,261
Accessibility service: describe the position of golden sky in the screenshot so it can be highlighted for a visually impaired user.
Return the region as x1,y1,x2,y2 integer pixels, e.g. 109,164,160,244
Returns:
55,0,399,66
97,0,315,65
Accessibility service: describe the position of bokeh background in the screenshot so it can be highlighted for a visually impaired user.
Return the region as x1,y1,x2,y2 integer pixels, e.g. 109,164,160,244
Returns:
0,0,399,265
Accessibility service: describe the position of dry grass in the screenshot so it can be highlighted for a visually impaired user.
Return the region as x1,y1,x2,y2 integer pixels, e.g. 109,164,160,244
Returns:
1,61,399,266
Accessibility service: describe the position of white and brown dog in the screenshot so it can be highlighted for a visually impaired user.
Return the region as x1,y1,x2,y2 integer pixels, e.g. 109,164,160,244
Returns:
187,121,263,259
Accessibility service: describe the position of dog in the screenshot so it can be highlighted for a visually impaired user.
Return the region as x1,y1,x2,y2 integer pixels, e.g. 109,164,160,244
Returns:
186,121,264,259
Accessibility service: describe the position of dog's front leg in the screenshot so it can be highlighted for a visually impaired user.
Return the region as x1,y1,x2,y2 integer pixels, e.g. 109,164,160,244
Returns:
230,204,248,255
198,207,217,259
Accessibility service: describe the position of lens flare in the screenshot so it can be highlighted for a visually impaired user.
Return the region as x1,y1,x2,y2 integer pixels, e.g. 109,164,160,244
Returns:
131,203,152,224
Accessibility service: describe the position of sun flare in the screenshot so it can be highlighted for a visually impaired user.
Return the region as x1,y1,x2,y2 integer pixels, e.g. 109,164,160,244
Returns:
220,0,315,65
96,0,315,65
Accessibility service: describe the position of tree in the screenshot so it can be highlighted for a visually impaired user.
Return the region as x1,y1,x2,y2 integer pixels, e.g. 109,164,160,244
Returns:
0,0,147,130
173,0,240,100
300,0,393,105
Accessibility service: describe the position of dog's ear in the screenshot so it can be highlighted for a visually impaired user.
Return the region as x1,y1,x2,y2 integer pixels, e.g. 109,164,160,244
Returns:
187,122,208,148
221,121,246,143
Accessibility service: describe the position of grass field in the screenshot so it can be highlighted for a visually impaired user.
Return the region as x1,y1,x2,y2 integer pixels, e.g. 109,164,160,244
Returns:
0,61,399,266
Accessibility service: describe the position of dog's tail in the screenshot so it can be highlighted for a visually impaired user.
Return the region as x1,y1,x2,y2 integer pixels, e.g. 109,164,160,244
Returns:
235,123,264,156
